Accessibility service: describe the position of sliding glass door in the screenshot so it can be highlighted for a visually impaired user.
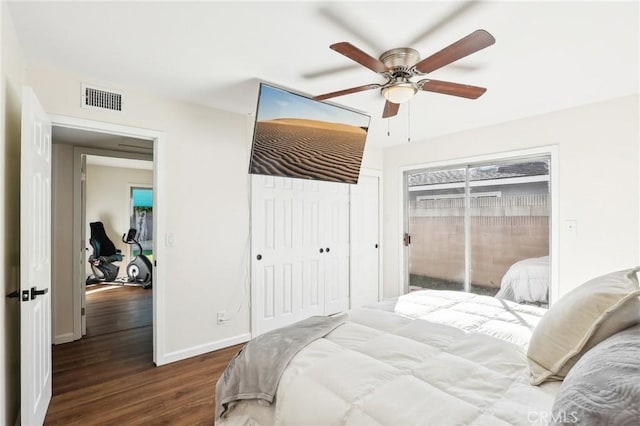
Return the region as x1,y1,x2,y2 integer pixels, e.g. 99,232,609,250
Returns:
405,156,550,303
406,167,466,292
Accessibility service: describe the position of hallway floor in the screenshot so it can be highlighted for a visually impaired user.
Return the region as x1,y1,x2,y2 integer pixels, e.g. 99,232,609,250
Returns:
45,285,241,425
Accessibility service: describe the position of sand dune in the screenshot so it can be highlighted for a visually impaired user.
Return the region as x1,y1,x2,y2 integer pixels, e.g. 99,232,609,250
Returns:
268,118,367,134
250,119,367,184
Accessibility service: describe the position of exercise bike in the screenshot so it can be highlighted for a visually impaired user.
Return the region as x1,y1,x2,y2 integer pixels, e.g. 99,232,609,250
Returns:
122,228,153,289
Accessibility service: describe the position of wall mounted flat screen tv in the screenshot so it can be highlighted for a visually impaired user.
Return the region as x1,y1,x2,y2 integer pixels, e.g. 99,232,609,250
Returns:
248,83,371,184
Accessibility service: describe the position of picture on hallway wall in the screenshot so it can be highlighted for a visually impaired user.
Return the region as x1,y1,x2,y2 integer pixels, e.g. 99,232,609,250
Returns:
130,187,153,258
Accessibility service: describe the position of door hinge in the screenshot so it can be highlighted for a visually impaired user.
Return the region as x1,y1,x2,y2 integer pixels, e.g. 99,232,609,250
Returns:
81,307,85,316
403,233,411,246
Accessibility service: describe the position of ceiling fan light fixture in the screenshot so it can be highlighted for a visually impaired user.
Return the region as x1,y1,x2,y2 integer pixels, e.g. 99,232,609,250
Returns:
382,82,417,104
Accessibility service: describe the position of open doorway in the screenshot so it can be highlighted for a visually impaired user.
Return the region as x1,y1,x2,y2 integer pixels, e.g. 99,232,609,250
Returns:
83,154,154,337
50,125,156,394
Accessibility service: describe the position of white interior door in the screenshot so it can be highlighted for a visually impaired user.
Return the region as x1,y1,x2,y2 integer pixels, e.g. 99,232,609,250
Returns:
322,181,350,315
350,174,380,308
20,87,53,426
251,175,324,335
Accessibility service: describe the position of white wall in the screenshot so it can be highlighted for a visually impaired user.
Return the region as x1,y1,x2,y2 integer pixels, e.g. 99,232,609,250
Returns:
25,62,254,360
382,95,640,300
85,164,153,274
51,144,75,341
0,3,26,424
27,62,384,360
360,142,383,171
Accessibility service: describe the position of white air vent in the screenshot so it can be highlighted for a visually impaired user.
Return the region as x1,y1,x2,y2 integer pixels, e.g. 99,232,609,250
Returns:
81,84,123,112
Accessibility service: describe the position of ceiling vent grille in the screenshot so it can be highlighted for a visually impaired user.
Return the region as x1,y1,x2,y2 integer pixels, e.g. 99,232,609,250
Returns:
81,84,123,112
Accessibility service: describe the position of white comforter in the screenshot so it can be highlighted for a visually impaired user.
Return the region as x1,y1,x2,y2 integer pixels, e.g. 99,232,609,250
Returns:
218,290,559,425
496,256,550,304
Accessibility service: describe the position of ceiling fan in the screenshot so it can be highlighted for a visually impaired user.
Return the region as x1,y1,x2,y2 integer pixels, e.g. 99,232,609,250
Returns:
313,29,495,118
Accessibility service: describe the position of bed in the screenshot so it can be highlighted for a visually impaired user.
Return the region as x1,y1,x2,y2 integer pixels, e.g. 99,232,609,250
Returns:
496,256,550,305
216,268,640,425
217,290,558,425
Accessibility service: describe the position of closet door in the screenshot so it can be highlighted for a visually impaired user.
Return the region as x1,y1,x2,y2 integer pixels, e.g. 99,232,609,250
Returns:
350,174,380,308
321,181,351,315
251,175,324,335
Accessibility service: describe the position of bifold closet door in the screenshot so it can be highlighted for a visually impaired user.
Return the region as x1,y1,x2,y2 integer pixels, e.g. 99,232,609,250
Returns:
252,175,326,335
321,182,350,315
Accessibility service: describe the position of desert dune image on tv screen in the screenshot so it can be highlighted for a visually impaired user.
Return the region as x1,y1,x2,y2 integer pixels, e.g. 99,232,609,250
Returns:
249,84,370,184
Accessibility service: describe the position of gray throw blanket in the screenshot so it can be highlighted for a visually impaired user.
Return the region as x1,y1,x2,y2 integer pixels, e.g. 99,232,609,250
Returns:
215,314,347,420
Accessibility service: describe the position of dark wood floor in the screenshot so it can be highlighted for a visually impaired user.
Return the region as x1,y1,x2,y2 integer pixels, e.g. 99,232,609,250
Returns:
45,285,242,425
85,284,152,337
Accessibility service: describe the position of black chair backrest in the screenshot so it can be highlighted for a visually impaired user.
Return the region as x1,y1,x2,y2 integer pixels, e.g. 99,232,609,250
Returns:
89,222,118,257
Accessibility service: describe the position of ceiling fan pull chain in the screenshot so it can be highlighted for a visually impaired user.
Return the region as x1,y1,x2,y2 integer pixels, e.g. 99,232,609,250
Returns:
387,118,390,137
407,101,411,143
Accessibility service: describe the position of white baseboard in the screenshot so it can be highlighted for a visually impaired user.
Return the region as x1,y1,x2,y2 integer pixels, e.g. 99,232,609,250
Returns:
53,332,76,345
156,333,251,366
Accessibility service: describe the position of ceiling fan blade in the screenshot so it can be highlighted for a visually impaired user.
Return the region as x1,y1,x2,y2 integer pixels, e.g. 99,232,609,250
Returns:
413,29,495,74
418,79,487,99
382,101,400,118
313,83,381,101
330,42,389,74
405,1,480,46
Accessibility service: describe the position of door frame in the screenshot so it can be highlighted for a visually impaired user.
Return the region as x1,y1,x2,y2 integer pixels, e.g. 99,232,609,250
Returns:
398,145,559,304
49,114,166,365
349,168,383,306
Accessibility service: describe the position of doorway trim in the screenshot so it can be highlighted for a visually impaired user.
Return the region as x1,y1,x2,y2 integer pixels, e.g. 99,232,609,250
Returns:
398,145,559,305
49,114,166,365
350,167,383,306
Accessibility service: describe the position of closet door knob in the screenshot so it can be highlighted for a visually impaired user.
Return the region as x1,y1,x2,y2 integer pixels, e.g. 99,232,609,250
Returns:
319,248,324,253
325,247,330,253
257,254,262,260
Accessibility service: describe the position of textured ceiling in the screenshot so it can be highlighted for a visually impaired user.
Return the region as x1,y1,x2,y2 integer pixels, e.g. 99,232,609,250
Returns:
8,1,639,146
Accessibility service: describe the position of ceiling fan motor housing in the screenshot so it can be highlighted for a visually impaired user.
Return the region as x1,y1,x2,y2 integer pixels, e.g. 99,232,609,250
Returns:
379,48,420,103
380,48,420,76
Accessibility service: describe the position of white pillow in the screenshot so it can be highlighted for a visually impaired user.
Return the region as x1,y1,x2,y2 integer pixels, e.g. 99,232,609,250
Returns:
527,267,640,385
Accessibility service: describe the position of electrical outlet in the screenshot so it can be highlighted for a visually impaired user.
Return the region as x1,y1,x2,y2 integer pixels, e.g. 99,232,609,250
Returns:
217,311,227,324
